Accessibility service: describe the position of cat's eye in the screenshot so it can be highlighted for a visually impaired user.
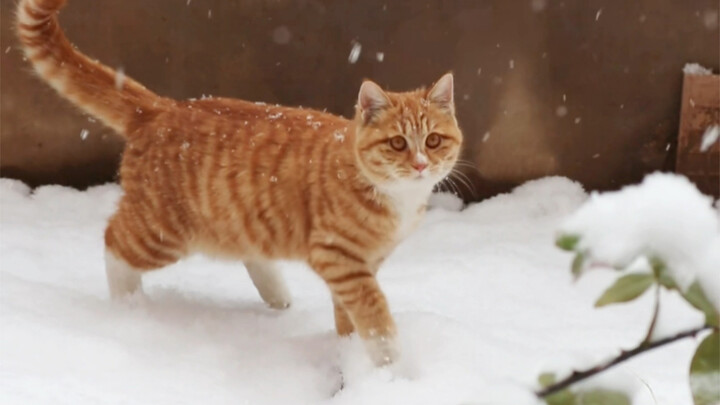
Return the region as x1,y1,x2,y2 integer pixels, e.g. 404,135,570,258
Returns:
389,136,407,151
425,133,442,149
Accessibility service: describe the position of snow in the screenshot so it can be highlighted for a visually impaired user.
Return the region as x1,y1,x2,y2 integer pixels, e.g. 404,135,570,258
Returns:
348,42,362,64
428,192,464,212
0,176,711,404
700,124,719,152
703,9,719,30
559,173,720,308
683,63,713,76
272,26,292,45
114,68,125,91
531,0,547,13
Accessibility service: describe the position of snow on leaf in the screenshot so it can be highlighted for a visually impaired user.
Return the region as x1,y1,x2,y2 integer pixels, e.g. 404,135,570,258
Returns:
558,173,719,300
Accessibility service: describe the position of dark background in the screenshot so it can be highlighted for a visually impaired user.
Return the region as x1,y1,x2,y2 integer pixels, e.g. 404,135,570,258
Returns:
1,0,718,200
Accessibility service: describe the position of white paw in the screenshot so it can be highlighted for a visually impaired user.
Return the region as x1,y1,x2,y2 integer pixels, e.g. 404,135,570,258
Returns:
364,335,399,367
106,252,143,300
257,283,292,309
266,296,292,310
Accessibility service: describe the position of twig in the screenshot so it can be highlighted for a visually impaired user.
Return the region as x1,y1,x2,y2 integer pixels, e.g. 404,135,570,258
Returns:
642,285,661,344
536,324,717,398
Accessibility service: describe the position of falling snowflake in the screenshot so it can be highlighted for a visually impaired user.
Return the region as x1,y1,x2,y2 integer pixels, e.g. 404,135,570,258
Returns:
700,125,720,152
272,26,292,44
348,42,362,64
114,68,126,90
556,106,568,117
531,0,547,12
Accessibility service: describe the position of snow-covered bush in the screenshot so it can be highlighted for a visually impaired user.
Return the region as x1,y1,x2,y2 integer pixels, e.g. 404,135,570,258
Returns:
543,173,719,405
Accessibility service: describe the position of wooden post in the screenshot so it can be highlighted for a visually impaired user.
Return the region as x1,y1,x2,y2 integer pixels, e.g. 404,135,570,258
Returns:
676,72,720,198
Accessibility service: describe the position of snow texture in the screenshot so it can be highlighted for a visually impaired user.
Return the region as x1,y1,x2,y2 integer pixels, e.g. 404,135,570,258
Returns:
428,191,464,212
700,124,719,152
560,173,720,309
683,63,713,75
0,176,710,404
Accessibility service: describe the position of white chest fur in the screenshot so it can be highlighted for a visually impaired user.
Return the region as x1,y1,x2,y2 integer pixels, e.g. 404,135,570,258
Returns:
381,182,434,242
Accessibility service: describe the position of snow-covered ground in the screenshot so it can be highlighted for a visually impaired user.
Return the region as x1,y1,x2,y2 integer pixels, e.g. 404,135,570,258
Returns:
0,176,712,404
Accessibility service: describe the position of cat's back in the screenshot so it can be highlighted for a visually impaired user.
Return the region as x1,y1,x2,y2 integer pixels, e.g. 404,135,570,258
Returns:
119,96,359,259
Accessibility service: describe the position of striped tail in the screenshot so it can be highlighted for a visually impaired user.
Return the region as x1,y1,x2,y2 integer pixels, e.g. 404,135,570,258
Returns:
16,0,164,135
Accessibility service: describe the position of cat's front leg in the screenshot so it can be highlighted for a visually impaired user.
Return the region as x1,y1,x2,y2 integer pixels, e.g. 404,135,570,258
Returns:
245,261,292,309
310,246,398,366
332,296,354,336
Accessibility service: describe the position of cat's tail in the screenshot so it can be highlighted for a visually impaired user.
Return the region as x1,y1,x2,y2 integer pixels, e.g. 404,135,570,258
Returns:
16,0,165,135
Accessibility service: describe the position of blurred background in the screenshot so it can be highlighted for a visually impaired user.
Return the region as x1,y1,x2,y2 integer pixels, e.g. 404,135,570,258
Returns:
1,0,718,200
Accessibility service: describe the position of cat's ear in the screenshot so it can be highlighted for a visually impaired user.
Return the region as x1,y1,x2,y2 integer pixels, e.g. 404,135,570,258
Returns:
358,80,390,122
427,73,454,112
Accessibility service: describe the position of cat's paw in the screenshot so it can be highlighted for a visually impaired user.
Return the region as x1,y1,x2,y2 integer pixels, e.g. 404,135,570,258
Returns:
266,297,291,310
364,335,399,367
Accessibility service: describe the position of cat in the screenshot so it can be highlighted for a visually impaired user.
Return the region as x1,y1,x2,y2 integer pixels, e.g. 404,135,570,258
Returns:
17,0,463,366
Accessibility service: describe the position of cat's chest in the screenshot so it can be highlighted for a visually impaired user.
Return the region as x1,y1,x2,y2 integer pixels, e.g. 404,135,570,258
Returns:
384,186,432,242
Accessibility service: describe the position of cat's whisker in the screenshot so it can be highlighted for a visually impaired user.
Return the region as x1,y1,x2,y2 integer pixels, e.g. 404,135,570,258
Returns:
438,176,461,197
449,169,477,199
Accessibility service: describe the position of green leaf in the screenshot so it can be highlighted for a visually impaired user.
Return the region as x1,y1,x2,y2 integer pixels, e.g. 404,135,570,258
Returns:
595,273,654,307
556,234,580,251
575,389,631,405
683,282,719,327
690,331,720,405
538,372,556,388
650,257,678,290
545,389,575,405
538,373,575,405
571,253,585,280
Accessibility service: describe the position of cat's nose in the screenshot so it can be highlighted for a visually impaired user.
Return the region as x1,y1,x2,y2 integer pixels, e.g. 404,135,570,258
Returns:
412,162,428,172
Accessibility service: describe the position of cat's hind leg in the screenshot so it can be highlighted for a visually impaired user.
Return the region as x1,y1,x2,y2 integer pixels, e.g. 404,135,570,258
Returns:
245,261,292,309
104,206,187,300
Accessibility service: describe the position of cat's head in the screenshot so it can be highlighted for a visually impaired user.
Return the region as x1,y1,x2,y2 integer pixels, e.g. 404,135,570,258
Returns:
353,73,462,192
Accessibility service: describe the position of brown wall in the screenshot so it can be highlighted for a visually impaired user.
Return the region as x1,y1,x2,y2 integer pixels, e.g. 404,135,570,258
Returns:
1,0,718,199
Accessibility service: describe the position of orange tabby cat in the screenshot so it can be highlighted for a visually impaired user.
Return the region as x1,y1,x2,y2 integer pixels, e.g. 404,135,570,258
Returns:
17,0,463,366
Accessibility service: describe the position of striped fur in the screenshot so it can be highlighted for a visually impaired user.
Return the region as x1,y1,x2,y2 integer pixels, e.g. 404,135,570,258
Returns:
16,0,463,366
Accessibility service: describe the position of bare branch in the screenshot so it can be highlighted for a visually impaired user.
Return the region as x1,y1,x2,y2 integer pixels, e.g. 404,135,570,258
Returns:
536,325,717,398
